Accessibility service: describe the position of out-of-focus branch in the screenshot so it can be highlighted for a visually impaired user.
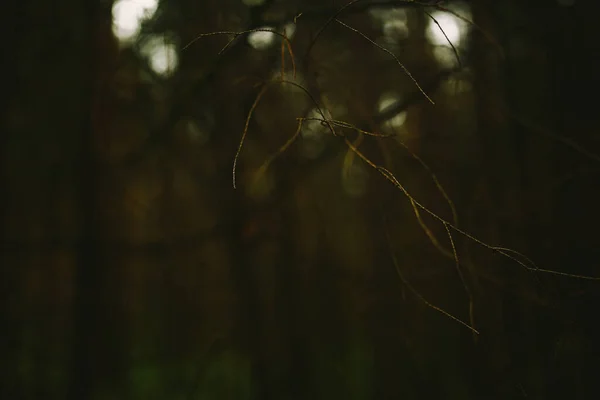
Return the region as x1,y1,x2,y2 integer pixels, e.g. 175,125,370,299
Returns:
266,67,462,204
266,0,442,26
374,67,461,123
120,0,279,169
121,0,445,167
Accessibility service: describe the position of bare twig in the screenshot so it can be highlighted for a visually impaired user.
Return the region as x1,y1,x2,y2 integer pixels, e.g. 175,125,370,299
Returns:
424,10,462,68
335,19,435,104
443,222,477,341
346,138,600,281
508,108,600,164
233,78,337,188
432,4,505,59
382,211,479,334
183,29,290,51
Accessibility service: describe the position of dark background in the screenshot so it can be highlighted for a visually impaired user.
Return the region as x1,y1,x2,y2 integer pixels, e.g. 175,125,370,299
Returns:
1,0,600,399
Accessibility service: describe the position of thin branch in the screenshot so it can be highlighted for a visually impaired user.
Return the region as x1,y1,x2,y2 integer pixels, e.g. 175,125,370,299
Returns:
233,83,271,189
254,118,305,179
233,78,337,188
443,221,477,341
304,0,364,61
508,108,600,164
335,19,435,104
182,28,294,52
342,132,365,184
432,4,504,59
303,117,395,137
410,198,453,257
394,139,458,226
285,1,441,28
424,10,462,68
382,211,479,334
345,138,600,281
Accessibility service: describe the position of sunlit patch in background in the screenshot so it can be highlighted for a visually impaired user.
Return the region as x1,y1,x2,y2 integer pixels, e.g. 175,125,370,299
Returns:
377,92,407,134
139,35,179,77
426,13,462,47
111,1,180,78
441,76,473,96
300,108,331,159
185,118,210,145
369,6,407,27
383,18,410,43
112,0,159,43
281,22,297,40
370,7,410,46
425,3,471,68
248,27,276,50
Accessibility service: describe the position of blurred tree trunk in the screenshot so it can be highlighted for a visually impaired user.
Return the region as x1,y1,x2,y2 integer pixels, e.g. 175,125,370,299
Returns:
69,2,126,399
470,1,521,397
0,1,26,397
2,1,599,399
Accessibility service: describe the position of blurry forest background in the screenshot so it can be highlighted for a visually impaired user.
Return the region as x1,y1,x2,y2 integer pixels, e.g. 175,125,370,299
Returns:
2,0,600,399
